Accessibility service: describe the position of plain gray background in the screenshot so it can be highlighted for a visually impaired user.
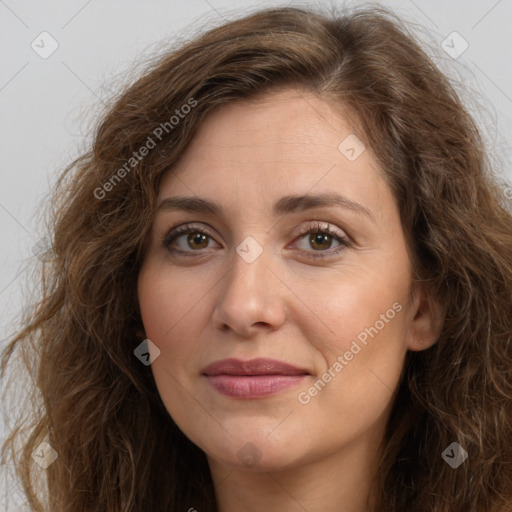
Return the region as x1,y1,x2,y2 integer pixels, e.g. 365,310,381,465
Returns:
1,0,511,507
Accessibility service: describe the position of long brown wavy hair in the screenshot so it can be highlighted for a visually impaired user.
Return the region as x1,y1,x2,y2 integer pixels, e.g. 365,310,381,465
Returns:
2,4,512,511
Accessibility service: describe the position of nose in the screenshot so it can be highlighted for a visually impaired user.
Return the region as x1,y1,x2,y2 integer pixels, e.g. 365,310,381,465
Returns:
211,241,286,337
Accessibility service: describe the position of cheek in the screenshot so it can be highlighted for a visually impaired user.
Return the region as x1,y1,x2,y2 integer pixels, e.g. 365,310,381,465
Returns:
289,263,409,360
137,266,213,443
137,262,207,349
292,301,407,452
137,263,213,389
289,265,410,421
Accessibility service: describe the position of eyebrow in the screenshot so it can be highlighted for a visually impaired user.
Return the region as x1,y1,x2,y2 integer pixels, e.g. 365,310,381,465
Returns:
156,192,375,222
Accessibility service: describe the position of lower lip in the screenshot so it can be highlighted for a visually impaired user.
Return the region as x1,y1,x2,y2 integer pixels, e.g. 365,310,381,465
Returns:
205,374,307,399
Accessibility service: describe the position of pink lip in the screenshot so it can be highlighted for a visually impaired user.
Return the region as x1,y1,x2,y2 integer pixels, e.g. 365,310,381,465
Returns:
202,358,309,399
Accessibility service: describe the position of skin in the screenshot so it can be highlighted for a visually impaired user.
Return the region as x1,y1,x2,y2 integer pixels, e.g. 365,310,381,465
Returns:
137,88,441,512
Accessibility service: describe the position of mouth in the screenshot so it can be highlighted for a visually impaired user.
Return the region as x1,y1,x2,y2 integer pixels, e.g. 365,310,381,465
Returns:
202,358,310,399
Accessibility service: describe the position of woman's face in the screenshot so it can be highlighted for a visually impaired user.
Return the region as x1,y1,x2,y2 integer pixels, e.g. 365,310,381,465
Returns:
137,88,436,473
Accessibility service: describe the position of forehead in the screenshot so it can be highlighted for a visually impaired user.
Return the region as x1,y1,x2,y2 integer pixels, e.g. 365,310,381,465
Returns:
158,88,389,221
172,89,357,167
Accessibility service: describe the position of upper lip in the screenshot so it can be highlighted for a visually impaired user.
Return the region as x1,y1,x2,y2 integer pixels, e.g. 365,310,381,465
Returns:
202,358,309,376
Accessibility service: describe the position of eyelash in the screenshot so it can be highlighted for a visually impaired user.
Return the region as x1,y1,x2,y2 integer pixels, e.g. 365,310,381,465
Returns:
162,221,352,260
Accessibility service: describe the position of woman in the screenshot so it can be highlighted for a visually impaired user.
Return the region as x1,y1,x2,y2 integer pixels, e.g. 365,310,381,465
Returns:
2,5,512,511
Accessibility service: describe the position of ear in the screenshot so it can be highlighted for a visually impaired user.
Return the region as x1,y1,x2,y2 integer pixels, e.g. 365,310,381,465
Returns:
406,281,444,351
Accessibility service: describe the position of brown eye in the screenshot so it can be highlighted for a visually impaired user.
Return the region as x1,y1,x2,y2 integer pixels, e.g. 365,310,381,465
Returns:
293,222,351,260
163,224,219,255
184,232,210,250
306,232,336,251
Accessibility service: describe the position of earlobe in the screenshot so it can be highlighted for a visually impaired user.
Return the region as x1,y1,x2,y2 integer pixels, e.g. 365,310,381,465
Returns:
406,282,444,352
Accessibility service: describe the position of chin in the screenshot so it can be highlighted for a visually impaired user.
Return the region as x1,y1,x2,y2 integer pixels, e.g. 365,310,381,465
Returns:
207,444,303,473
197,426,309,473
